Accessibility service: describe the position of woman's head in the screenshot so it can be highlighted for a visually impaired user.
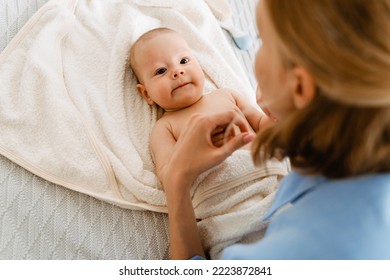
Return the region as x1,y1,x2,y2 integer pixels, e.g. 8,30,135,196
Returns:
253,0,390,177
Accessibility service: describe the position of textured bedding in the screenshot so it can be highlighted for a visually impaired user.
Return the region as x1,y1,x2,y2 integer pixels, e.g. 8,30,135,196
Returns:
0,0,261,259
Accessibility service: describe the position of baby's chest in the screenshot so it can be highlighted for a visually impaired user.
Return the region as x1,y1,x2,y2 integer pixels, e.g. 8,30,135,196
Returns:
171,95,238,139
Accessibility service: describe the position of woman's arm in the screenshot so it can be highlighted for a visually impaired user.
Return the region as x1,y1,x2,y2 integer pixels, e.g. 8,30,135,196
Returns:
150,119,178,183
162,111,254,259
164,169,205,259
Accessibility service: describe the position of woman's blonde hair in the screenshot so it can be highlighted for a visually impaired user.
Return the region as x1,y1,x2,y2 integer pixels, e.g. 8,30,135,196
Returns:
253,0,390,178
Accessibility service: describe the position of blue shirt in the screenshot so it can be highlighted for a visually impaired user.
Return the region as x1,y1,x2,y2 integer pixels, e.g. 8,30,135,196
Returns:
220,171,390,259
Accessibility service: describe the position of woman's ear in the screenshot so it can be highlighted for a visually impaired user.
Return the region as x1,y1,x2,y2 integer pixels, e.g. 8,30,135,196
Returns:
136,84,155,106
291,67,316,109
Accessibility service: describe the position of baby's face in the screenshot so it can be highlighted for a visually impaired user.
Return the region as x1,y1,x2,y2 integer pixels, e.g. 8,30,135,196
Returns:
134,32,205,111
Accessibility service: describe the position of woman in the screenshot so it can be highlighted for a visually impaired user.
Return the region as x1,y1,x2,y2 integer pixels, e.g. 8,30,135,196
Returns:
162,0,390,259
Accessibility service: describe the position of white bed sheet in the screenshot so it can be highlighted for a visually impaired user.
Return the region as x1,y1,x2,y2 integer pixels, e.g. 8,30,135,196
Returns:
0,0,259,259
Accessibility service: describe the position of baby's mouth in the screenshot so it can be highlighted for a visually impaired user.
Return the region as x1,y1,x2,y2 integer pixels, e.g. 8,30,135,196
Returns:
174,82,190,91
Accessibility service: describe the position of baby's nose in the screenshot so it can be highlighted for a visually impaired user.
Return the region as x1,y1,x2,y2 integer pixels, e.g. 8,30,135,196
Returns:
172,69,185,79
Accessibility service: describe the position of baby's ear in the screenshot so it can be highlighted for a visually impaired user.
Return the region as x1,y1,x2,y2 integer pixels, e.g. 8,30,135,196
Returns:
136,84,155,106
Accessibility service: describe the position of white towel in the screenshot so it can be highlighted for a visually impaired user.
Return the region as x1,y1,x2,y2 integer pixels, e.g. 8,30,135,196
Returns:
192,150,289,259
0,0,290,258
0,0,255,211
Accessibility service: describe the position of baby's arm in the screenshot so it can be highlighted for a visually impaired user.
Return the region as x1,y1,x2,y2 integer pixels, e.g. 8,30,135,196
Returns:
150,119,177,184
231,90,275,133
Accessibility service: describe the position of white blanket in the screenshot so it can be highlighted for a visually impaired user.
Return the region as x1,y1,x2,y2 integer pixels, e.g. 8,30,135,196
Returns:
0,0,290,258
0,0,254,210
193,151,289,259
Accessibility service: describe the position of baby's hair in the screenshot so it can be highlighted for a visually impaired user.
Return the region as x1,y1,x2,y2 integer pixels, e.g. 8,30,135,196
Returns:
127,27,177,81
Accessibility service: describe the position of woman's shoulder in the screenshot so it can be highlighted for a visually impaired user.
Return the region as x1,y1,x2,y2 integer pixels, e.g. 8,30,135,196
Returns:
279,172,390,207
311,173,390,208
277,172,390,233
223,172,390,260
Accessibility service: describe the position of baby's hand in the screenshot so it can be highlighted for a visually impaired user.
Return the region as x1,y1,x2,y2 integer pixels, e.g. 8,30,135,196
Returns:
211,119,254,148
211,126,227,147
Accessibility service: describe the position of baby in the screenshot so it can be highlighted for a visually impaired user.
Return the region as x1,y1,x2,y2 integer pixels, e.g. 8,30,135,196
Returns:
128,28,289,258
128,28,271,184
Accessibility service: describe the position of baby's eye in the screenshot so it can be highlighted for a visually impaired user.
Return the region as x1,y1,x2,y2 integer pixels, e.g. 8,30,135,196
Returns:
155,68,167,75
180,57,190,64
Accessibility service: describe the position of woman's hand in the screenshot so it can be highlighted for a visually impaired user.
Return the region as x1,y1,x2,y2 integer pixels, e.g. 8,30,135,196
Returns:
162,110,255,260
163,110,255,192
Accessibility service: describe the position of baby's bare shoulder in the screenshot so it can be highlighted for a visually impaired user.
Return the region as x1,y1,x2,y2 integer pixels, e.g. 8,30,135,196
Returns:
152,115,171,133
207,88,236,101
212,87,235,95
